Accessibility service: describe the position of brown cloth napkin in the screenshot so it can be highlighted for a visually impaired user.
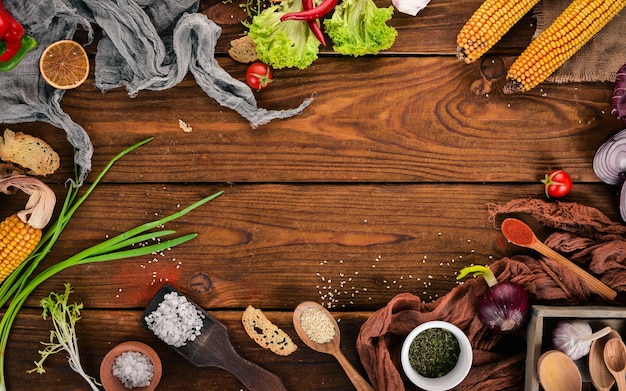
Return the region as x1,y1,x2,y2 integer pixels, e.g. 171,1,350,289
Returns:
536,0,626,83
357,198,626,391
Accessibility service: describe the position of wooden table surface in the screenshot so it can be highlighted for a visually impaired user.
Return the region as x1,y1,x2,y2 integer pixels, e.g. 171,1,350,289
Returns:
2,0,625,390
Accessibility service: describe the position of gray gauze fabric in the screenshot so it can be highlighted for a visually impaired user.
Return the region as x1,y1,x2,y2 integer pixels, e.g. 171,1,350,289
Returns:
0,1,93,185
1,0,313,185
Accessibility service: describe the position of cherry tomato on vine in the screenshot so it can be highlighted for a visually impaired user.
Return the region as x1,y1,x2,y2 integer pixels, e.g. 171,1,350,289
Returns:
246,62,273,91
541,169,572,198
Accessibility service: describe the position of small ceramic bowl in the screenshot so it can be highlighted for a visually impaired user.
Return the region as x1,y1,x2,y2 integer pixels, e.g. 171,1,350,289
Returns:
100,341,162,391
401,321,473,391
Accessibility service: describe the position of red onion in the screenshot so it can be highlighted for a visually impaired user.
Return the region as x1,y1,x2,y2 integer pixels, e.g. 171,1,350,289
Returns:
457,265,529,333
593,128,626,221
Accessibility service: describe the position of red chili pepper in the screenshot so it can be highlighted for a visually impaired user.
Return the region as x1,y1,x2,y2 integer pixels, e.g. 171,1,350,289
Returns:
302,0,326,46
280,0,340,21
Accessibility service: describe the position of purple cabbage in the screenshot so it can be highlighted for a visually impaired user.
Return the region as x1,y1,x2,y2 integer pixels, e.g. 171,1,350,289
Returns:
612,63,626,123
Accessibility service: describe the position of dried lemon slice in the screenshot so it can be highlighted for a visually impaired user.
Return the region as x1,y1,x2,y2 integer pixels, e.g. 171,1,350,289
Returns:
39,40,89,90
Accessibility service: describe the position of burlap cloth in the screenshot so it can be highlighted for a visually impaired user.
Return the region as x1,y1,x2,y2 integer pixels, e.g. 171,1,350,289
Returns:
536,0,626,83
357,198,626,391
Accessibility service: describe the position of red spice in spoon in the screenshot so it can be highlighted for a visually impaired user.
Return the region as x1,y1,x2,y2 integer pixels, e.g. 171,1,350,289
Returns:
500,218,536,246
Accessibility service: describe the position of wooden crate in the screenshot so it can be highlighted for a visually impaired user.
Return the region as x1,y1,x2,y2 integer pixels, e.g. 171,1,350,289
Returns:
525,305,626,391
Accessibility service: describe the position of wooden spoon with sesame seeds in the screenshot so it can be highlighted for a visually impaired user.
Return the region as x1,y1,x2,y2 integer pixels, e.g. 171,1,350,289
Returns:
293,301,375,391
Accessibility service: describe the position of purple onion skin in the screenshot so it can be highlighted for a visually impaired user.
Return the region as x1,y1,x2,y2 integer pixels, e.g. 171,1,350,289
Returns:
478,281,529,333
612,63,626,123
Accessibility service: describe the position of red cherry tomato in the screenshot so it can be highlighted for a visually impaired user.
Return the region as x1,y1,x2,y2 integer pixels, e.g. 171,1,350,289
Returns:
246,62,273,91
541,170,572,198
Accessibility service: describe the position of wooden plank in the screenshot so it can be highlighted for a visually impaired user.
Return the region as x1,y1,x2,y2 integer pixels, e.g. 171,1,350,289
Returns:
2,183,619,310
9,56,621,184
5,308,372,391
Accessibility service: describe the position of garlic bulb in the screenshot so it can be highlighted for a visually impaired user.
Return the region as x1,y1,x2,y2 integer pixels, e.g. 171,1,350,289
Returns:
552,321,612,360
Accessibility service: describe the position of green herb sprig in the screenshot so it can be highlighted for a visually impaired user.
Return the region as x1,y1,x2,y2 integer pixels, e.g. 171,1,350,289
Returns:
28,283,99,390
0,138,223,391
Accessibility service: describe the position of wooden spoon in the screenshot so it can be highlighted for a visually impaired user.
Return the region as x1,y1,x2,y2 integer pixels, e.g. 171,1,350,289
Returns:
604,338,626,391
500,218,617,301
589,329,621,391
293,301,375,391
537,350,582,391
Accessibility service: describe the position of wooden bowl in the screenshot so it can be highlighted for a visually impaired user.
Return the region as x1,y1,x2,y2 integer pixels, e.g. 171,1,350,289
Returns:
100,341,162,391
537,350,582,391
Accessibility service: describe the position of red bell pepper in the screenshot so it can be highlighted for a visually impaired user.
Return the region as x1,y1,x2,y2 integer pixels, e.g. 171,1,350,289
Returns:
0,0,36,71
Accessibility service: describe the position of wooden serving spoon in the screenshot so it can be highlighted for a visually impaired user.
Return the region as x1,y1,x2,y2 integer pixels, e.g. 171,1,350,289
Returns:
589,329,621,391
500,218,617,301
293,301,375,391
537,350,582,391
604,338,626,391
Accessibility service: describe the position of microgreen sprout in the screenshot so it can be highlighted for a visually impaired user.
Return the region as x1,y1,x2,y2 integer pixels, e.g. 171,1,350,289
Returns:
28,283,100,390
224,0,272,27
0,138,223,390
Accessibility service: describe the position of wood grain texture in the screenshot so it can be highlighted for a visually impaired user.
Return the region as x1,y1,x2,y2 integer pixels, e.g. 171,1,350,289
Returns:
1,0,623,389
10,56,620,184
2,183,619,311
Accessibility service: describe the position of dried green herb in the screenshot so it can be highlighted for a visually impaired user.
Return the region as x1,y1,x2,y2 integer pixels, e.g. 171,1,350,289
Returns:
408,328,460,378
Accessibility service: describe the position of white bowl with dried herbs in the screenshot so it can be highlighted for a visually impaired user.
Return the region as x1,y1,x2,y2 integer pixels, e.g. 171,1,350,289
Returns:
400,321,473,391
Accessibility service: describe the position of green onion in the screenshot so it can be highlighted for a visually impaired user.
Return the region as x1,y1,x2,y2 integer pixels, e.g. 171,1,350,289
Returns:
0,138,223,390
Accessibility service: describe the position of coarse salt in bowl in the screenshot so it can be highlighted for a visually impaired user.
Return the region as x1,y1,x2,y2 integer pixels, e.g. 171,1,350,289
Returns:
400,321,473,391
100,341,162,391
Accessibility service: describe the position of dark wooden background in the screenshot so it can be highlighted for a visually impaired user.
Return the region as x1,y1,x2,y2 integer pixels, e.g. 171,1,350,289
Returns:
2,0,624,389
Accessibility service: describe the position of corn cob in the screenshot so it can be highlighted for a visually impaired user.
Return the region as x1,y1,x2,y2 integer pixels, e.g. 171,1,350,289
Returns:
504,0,626,94
0,215,42,283
0,175,56,284
456,0,541,64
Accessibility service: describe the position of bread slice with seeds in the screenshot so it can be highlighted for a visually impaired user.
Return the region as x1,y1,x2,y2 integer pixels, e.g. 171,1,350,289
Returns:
242,305,297,356
228,35,258,64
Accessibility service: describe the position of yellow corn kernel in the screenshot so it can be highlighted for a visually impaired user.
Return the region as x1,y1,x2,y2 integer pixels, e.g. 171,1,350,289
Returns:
0,214,42,284
456,0,541,64
505,0,626,93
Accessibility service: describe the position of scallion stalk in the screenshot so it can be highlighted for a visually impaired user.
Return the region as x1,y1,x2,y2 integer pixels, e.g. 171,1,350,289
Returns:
0,138,223,391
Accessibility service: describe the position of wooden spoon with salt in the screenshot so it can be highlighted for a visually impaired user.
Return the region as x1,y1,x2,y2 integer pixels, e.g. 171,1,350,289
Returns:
500,218,617,301
293,301,375,391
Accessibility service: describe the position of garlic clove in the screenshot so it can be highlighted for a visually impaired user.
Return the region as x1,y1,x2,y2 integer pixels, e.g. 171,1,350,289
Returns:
391,0,431,16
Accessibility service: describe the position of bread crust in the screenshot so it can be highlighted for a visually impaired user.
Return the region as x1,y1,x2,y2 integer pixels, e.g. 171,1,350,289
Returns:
0,129,60,176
